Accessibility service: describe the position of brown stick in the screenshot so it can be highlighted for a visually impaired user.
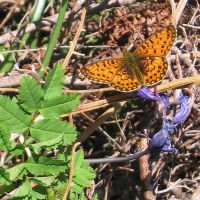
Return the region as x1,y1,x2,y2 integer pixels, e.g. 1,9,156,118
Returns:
77,102,124,142
139,136,155,200
63,142,80,200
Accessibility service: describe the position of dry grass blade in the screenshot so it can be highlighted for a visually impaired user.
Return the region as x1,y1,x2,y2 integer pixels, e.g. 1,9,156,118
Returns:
62,7,86,69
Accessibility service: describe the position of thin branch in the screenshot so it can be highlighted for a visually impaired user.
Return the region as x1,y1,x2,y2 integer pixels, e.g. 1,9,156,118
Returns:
86,148,148,164
81,112,122,150
77,102,125,142
63,142,80,200
155,179,196,194
62,7,86,69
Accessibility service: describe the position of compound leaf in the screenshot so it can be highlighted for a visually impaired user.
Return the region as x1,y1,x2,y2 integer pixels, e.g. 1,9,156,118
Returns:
0,123,11,151
40,94,79,118
43,62,64,99
12,180,31,199
26,156,66,176
18,76,44,112
0,96,31,132
30,118,76,145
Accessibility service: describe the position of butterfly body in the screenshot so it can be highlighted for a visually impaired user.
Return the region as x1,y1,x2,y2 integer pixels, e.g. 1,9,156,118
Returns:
122,51,146,85
82,25,176,92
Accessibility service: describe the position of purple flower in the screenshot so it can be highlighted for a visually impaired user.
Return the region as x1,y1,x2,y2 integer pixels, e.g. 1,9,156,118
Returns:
159,93,170,111
150,121,177,153
137,87,159,101
173,93,191,125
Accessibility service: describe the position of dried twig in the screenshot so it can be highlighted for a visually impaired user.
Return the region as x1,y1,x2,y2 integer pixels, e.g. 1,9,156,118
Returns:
86,148,148,164
63,142,80,200
62,7,86,69
77,102,125,142
170,0,188,26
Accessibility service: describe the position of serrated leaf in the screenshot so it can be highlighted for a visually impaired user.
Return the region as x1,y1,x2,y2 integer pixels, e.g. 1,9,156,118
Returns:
43,62,64,99
18,76,44,112
69,185,84,199
32,186,47,200
79,192,85,200
30,119,77,145
0,168,10,185
80,162,96,179
53,174,67,191
0,123,11,151
40,94,80,118
29,135,63,154
59,150,96,199
73,174,91,187
9,144,24,157
0,183,16,195
28,176,55,186
7,163,26,181
69,191,85,200
25,156,66,176
73,150,96,187
74,150,95,179
47,188,56,200
74,149,84,170
0,96,31,132
12,180,31,198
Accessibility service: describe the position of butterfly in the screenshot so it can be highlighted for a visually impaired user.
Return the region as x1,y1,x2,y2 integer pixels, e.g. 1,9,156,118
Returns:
81,25,176,92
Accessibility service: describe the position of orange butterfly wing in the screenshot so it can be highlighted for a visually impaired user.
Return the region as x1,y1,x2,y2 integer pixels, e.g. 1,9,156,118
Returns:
81,58,123,83
134,25,176,57
109,67,140,91
138,56,168,86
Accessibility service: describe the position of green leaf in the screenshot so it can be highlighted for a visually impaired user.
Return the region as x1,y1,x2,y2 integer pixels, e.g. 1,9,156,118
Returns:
0,51,14,73
43,62,64,99
7,163,26,181
92,194,99,200
18,76,44,112
26,156,66,176
61,150,96,199
29,135,63,154
47,188,56,200
0,123,11,151
0,96,31,132
0,168,10,185
73,174,91,187
73,150,96,187
12,180,31,198
53,174,67,191
69,190,85,200
40,94,80,118
74,149,84,169
30,119,77,145
6,144,24,163
0,183,16,195
32,186,47,200
28,176,55,186
70,182,83,194
79,192,86,200
9,144,24,157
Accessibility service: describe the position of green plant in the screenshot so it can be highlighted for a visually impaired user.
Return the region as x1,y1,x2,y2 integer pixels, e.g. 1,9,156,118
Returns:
0,62,96,199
